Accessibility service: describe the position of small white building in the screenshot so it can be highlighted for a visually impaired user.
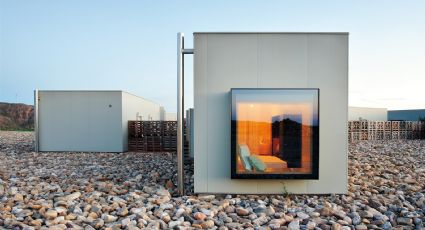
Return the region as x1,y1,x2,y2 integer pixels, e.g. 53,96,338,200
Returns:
349,106,388,121
159,107,177,121
192,32,348,194
35,90,163,152
164,113,177,121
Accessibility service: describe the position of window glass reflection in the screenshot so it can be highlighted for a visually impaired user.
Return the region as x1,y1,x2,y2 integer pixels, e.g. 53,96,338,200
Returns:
232,89,319,178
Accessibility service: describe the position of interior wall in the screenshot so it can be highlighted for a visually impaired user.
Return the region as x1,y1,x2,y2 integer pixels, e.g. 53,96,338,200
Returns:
194,33,348,194
237,120,271,155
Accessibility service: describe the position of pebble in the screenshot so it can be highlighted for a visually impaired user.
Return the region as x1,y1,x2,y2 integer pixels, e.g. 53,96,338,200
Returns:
200,220,215,229
198,194,215,201
45,210,58,219
360,210,373,218
235,207,250,216
103,214,118,223
331,223,341,230
288,220,300,230
382,221,392,230
94,219,104,228
252,216,268,226
253,205,267,214
397,217,413,225
14,193,24,201
0,132,424,230
296,212,310,220
309,212,320,218
352,215,361,225
306,221,316,230
169,220,181,228
156,188,171,197
65,192,81,201
320,207,333,216
269,218,285,226
333,210,346,219
342,216,352,225
194,212,207,220
160,212,171,223
117,207,128,216
355,224,368,230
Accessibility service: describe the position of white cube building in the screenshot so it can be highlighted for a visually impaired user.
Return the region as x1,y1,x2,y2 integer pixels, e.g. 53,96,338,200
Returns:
193,32,349,194
35,90,163,152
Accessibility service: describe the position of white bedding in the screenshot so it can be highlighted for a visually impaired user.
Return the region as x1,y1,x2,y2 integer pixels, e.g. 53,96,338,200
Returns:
257,155,287,169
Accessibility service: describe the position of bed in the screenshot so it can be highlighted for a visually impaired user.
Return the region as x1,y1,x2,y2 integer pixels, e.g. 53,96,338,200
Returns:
237,144,287,172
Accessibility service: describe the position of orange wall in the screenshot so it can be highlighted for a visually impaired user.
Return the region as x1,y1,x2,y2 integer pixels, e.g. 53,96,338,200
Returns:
237,120,272,155
236,103,313,162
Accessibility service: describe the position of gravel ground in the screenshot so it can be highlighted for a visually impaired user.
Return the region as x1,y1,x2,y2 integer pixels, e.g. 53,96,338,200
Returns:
0,131,424,230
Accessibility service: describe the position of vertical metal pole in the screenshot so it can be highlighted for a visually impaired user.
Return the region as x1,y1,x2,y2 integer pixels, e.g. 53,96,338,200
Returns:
34,89,39,152
177,33,184,195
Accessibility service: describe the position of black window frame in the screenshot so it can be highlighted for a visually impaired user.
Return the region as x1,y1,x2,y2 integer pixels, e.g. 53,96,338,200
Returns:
230,88,320,179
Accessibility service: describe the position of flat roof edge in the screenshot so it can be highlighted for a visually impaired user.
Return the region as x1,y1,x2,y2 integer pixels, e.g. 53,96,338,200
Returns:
121,91,160,105
193,32,349,35
388,109,425,111
36,90,162,106
37,90,124,92
350,106,388,110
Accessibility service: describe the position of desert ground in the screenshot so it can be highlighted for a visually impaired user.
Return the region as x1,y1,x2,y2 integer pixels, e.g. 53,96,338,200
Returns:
0,131,424,230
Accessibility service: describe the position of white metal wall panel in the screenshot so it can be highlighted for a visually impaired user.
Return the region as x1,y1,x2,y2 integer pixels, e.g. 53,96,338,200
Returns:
193,33,349,194
206,34,259,193
38,91,123,152
193,34,209,192
258,34,308,88
305,34,348,194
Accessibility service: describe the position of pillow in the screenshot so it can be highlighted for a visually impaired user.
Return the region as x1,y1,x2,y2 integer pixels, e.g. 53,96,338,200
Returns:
241,156,252,171
238,144,251,157
248,155,267,172
238,144,252,171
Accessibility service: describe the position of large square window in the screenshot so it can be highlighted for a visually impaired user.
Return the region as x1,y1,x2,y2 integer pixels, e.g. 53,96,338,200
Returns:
231,88,319,179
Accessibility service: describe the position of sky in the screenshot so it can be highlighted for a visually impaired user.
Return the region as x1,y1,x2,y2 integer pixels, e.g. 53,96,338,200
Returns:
0,0,424,112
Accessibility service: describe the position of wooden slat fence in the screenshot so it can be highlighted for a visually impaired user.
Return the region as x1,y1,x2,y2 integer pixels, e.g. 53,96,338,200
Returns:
128,121,179,152
348,121,425,142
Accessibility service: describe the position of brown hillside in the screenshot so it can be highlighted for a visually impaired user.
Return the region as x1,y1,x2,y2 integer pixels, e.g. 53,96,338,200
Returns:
0,102,34,130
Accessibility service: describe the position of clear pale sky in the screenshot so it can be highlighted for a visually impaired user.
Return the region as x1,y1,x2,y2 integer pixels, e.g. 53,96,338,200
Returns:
1,0,424,112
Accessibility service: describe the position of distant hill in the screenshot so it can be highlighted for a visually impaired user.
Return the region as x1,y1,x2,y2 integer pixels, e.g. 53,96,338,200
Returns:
0,102,34,130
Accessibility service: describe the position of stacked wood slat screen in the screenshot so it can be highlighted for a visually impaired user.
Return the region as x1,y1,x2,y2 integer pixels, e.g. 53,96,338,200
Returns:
348,121,425,142
128,121,178,152
130,121,424,148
